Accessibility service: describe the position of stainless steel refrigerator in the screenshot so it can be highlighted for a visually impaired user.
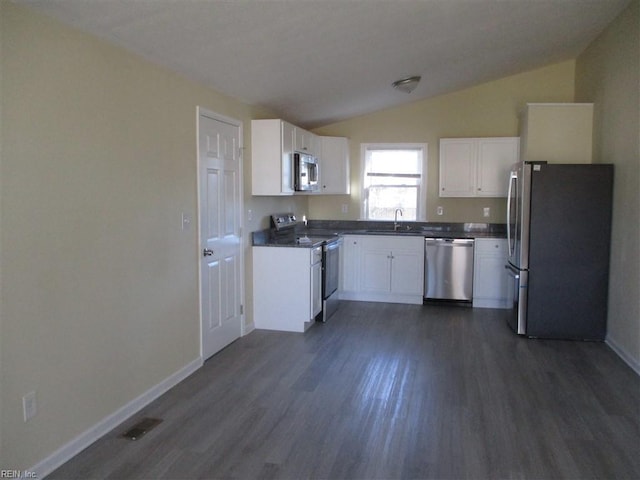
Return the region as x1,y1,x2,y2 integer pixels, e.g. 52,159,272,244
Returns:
505,162,613,340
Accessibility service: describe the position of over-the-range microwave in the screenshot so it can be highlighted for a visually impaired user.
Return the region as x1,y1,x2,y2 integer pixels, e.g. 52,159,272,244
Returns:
293,152,319,192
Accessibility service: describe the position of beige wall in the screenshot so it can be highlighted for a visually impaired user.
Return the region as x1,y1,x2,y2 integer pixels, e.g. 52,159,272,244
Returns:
2,0,637,473
0,0,4,463
0,2,307,470
310,61,576,223
575,0,640,370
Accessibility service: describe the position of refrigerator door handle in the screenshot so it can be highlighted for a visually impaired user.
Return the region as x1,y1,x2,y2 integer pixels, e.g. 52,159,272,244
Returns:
505,263,519,279
507,171,518,258
505,263,527,335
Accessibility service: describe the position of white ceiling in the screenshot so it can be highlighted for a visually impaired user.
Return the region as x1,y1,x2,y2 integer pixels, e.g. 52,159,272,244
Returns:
16,0,631,129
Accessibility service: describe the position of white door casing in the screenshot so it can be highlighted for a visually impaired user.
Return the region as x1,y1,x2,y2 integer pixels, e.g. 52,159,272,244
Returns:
197,108,243,360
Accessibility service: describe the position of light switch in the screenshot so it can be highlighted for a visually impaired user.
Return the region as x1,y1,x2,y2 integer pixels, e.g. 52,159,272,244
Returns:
181,212,192,231
23,391,37,422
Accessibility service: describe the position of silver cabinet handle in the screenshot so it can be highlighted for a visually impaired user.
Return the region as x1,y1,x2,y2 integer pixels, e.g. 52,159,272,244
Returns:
203,249,214,257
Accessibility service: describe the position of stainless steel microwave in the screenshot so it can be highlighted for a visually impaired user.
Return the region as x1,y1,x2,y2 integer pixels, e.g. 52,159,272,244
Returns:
293,152,319,191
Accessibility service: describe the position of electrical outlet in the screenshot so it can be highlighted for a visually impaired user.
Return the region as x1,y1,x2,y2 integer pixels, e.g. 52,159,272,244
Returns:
23,391,37,422
483,207,490,218
341,204,348,214
437,206,444,216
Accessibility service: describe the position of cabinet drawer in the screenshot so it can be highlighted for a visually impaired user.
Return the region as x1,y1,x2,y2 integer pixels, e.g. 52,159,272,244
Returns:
474,238,507,255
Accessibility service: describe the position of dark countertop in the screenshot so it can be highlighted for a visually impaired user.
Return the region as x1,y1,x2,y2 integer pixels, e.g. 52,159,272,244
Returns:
305,220,507,239
252,230,339,248
252,220,506,247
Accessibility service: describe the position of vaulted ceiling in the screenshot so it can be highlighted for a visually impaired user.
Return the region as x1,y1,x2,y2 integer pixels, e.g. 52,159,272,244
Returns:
16,0,631,128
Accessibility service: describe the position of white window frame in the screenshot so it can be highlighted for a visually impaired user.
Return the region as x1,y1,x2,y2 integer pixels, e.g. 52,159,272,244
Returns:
360,143,428,221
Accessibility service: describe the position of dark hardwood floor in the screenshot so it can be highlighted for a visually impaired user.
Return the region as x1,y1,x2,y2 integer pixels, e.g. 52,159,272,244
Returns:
50,302,640,479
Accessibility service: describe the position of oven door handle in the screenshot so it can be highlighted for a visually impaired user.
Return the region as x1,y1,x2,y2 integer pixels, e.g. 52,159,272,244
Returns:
324,240,342,251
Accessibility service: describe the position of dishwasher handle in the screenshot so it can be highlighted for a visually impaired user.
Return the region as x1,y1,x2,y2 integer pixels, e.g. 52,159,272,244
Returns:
425,238,474,246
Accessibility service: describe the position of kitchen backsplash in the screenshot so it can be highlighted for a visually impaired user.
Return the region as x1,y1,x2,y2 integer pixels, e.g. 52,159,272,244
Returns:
306,219,506,235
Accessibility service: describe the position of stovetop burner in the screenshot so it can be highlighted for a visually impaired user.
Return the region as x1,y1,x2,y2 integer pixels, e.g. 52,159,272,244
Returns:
265,213,339,247
271,213,298,231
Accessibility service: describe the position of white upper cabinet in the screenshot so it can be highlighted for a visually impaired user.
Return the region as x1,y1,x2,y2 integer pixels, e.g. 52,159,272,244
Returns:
251,119,294,196
294,126,318,156
318,136,350,195
439,137,519,197
251,119,349,196
476,138,520,196
439,139,477,197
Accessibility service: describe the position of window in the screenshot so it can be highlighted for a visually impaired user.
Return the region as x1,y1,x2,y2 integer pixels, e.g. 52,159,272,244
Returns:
361,144,427,221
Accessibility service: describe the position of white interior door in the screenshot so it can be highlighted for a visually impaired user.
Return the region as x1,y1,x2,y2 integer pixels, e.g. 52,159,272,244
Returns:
198,109,243,360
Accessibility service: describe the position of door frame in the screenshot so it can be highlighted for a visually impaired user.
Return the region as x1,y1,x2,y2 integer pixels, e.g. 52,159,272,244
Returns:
196,106,246,360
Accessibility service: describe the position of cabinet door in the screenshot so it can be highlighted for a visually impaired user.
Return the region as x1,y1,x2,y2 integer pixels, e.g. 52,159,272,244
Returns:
474,255,510,299
362,247,391,293
341,235,362,292
294,127,317,155
311,261,322,318
473,238,512,308
476,138,519,197
439,139,476,197
319,136,350,194
251,119,294,195
281,121,295,193
390,237,425,295
390,250,424,295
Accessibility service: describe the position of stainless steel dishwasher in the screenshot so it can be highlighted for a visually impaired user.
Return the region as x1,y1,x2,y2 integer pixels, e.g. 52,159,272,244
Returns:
424,238,475,301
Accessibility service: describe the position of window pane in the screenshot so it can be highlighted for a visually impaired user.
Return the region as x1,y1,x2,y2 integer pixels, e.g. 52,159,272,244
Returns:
368,150,421,175
367,186,417,221
362,144,425,221
366,175,419,186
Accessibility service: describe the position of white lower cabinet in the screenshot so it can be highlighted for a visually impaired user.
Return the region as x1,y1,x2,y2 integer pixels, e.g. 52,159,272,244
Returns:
253,246,322,332
472,238,512,308
341,235,362,292
340,235,424,304
311,257,322,318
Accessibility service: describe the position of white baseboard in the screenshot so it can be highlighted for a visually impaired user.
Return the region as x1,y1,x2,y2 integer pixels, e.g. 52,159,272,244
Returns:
33,357,203,479
339,291,423,305
606,336,640,376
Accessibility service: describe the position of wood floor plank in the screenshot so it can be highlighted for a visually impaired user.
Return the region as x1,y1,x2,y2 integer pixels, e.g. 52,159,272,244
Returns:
48,301,640,479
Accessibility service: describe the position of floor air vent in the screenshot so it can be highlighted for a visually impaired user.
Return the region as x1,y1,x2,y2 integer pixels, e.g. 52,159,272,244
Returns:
122,417,162,441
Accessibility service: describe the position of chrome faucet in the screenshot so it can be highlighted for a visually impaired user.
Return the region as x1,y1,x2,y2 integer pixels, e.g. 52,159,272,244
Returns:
394,208,403,231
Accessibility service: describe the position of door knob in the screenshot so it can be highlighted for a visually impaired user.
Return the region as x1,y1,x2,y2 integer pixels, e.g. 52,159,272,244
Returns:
203,248,214,257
